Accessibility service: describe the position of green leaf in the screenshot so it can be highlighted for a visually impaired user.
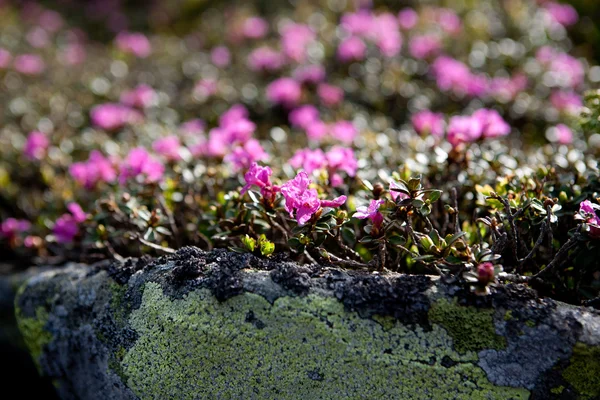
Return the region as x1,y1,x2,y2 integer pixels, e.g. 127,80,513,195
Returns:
258,234,274,257
446,231,468,247
408,176,422,192
241,234,256,252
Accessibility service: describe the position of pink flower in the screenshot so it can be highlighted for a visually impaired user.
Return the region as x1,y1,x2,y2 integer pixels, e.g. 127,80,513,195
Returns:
411,111,445,137
153,136,182,161
371,13,402,57
331,120,358,144
90,103,142,131
437,8,462,34
317,83,344,107
325,146,357,178
289,148,327,174
61,43,87,66
578,200,600,238
281,171,346,225
538,50,584,89
341,11,374,36
211,46,231,67
489,74,528,101
225,139,268,172
119,147,164,184
305,120,329,141
390,181,409,201
180,119,206,135
69,150,117,188
115,32,151,58
242,17,269,39
219,104,249,126
544,2,578,27
477,262,495,286
53,214,79,244
337,36,366,62
193,78,218,98
24,131,49,161
472,109,511,138
0,48,12,69
398,8,418,30
354,199,385,227
13,54,45,75
280,23,315,63
248,47,285,72
266,78,302,107
289,105,320,129
293,64,326,84
241,163,280,202
409,35,442,59
67,202,88,223
432,56,488,97
548,124,573,145
120,84,157,108
447,115,483,147
550,91,582,113
0,218,31,239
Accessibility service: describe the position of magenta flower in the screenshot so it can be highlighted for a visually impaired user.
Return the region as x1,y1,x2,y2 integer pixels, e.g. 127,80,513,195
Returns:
547,124,573,145
578,200,600,238
472,109,511,138
280,23,315,63
211,46,231,67
289,148,327,174
325,146,358,178
337,36,367,62
489,74,528,101
389,181,409,201
477,262,495,286
371,13,402,57
120,84,157,108
219,104,249,126
305,120,329,141
180,119,206,135
437,8,462,35
153,136,182,161
119,147,165,184
69,150,117,189
340,11,374,36
544,2,578,27
248,47,285,72
354,199,385,227
61,43,87,66
317,83,344,107
241,163,280,202
281,171,346,225
67,202,88,223
537,49,584,89
193,79,218,98
224,139,268,172
90,103,141,131
409,35,442,59
0,218,31,239
411,111,445,137
115,32,151,58
0,48,12,69
289,105,320,129
398,8,418,30
242,17,269,39
13,54,45,75
23,131,49,161
331,120,359,144
266,78,302,107
447,116,483,147
432,56,488,97
53,214,79,244
293,64,326,84
550,91,583,113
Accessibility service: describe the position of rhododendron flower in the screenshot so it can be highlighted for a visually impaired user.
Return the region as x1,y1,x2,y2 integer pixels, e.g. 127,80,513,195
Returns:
550,91,582,113
0,48,12,68
489,74,528,101
544,2,578,27
432,56,488,97
390,181,409,201
69,150,117,189
90,103,141,131
337,36,367,62
120,84,157,108
331,120,358,144
305,120,329,141
354,199,385,227
115,32,151,58
293,64,326,84
409,35,442,59
211,46,231,67
447,116,483,147
371,13,402,57
241,163,280,203
341,11,374,36
537,48,584,89
398,8,418,30
119,147,164,184
289,148,327,174
242,17,268,39
477,262,495,286
325,146,358,178
281,171,346,225
39,10,64,32
578,200,600,238
547,124,573,145
13,54,45,75
248,47,285,72
219,104,249,126
411,111,445,137
289,105,320,129
180,119,206,135
153,136,182,161
266,78,302,107
23,131,49,161
437,8,462,34
67,202,88,223
280,23,315,63
61,43,86,66
53,203,87,244
193,79,218,98
225,139,268,171
317,83,344,107
472,109,511,138
0,218,31,239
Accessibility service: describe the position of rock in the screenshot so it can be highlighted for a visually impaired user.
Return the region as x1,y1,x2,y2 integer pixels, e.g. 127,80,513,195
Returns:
14,248,600,399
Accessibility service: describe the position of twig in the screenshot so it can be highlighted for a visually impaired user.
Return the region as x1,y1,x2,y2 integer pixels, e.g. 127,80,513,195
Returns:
324,251,370,269
158,194,180,248
532,234,580,279
546,205,554,258
518,221,547,265
451,187,460,234
138,237,176,254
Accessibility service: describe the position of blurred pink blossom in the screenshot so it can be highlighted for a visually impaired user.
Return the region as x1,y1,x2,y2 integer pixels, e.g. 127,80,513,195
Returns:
119,147,164,184
341,11,374,36
409,35,442,59
242,17,269,39
337,36,366,62
115,32,151,58
211,46,231,67
247,47,285,72
24,131,49,161
0,218,31,239
225,139,268,171
544,2,578,27
0,48,11,68
266,78,302,107
293,64,326,84
69,150,117,188
550,91,583,113
121,84,157,108
90,103,142,131
14,54,45,75
331,120,358,144
447,115,483,147
289,105,320,129
153,136,182,161
280,23,315,63
411,111,445,137
472,109,511,138
317,83,344,107
398,8,418,30
305,120,329,141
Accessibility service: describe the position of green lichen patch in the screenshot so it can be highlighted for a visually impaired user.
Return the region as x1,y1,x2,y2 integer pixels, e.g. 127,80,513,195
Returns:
562,342,600,399
15,306,53,372
121,283,528,399
428,298,506,354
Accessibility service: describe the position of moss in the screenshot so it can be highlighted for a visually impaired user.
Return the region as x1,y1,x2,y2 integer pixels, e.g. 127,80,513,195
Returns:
15,306,53,372
562,342,600,399
503,310,513,321
550,385,564,394
428,298,506,354
121,283,528,399
525,320,536,328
